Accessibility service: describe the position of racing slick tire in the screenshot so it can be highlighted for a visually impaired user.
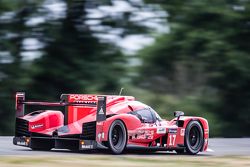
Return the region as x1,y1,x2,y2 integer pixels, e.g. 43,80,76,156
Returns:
107,120,127,154
184,120,204,155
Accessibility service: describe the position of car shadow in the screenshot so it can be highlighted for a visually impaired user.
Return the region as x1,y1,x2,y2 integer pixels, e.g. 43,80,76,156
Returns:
14,148,212,156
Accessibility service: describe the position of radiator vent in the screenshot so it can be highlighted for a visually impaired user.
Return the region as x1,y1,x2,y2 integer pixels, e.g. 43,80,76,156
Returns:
82,121,96,140
15,118,30,137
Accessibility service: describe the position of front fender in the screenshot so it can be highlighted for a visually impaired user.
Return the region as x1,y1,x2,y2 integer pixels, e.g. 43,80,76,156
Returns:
176,116,209,131
172,116,209,151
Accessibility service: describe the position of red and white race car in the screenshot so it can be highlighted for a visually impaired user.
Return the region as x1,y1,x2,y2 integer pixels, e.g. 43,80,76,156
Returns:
13,92,209,154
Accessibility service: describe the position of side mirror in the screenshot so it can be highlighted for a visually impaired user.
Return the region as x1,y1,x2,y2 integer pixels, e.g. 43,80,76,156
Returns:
174,111,184,117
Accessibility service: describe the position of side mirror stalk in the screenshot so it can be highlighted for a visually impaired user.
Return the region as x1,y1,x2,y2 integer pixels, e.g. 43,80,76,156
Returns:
174,111,184,125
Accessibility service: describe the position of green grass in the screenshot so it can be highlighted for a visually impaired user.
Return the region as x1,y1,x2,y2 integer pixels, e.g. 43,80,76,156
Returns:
0,155,250,167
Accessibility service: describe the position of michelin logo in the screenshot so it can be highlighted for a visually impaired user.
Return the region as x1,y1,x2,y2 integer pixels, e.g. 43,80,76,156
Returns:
31,124,44,129
157,127,166,134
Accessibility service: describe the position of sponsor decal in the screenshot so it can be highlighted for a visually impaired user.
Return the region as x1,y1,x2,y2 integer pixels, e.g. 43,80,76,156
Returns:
69,95,98,101
96,122,103,126
145,130,154,139
157,127,166,134
168,128,177,134
137,130,145,134
180,128,185,136
98,108,104,115
17,141,27,146
134,130,154,140
98,133,102,141
31,124,44,129
97,132,105,141
81,145,94,149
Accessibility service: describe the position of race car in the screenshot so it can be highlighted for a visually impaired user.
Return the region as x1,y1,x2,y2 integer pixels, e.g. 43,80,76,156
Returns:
13,92,209,154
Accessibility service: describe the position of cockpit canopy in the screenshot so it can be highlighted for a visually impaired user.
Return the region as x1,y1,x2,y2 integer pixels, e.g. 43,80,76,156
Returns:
129,107,162,123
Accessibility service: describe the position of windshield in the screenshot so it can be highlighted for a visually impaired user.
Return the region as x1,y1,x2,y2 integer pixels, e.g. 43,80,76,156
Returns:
149,107,162,121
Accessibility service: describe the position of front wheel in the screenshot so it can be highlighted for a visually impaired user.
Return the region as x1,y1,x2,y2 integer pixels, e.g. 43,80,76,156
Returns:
107,120,127,154
184,121,204,155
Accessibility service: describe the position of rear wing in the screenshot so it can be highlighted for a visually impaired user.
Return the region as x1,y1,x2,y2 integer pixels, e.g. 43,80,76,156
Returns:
15,92,106,122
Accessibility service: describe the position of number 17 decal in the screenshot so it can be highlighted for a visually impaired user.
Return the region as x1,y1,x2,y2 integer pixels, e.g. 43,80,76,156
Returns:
168,134,176,146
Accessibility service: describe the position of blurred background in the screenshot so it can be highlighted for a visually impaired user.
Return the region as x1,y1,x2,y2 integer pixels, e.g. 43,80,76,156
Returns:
0,0,250,137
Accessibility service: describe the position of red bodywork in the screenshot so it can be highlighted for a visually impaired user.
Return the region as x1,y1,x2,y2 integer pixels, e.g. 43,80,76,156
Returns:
13,93,209,153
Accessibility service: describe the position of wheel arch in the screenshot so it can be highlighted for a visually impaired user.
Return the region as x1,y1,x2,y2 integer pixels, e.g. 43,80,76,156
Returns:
102,114,141,141
179,117,209,152
179,117,208,134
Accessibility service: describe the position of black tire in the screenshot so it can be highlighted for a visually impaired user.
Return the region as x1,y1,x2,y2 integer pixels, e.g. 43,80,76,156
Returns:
184,121,204,155
107,120,127,154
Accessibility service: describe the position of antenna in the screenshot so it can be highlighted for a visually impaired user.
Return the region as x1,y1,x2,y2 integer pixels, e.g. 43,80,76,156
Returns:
119,87,124,96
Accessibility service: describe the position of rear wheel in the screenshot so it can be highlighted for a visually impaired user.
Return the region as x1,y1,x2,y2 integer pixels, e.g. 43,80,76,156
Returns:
184,121,204,155
107,120,127,154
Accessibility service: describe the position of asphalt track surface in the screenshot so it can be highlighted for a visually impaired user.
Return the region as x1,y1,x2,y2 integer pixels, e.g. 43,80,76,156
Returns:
0,137,250,156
